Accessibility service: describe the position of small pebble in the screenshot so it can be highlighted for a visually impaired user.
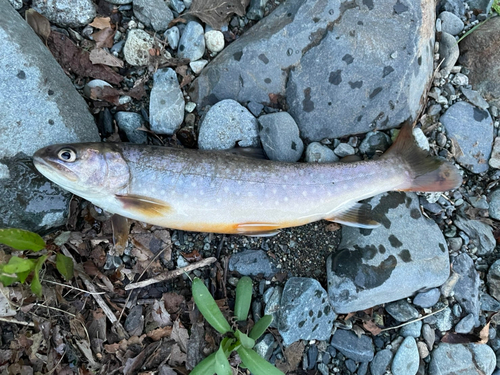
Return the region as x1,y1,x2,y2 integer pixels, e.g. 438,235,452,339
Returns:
205,30,225,53
333,143,355,157
165,26,180,49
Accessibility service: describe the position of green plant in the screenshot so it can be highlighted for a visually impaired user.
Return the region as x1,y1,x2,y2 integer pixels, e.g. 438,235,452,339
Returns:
0,228,74,296
190,276,284,375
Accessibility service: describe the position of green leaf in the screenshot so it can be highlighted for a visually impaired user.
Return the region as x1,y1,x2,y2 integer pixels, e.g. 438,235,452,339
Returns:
0,274,18,287
3,256,36,274
31,255,47,297
0,228,45,251
214,345,232,375
249,315,273,340
235,329,255,349
236,347,285,375
16,269,32,283
56,254,74,280
190,352,216,375
234,276,252,321
220,337,236,357
192,278,232,335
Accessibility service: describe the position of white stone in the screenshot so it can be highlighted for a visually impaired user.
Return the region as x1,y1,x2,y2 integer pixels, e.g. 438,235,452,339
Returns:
489,137,500,169
190,59,208,74
205,30,225,53
83,79,112,99
124,29,155,66
185,102,196,112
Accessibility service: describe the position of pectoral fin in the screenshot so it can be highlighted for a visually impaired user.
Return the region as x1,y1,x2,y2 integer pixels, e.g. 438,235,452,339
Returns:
115,194,171,217
236,223,281,237
326,203,380,229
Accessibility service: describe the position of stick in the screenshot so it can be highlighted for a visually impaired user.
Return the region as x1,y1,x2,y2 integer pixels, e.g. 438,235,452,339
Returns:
379,305,448,332
0,316,35,327
125,257,217,290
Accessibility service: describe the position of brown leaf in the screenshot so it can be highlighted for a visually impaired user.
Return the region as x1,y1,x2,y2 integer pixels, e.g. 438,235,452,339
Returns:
147,326,173,341
441,332,481,344
92,27,115,48
171,320,189,353
479,321,490,344
89,17,113,29
362,320,382,336
186,0,250,29
163,292,186,315
275,341,304,373
25,9,51,44
48,31,123,85
90,48,124,68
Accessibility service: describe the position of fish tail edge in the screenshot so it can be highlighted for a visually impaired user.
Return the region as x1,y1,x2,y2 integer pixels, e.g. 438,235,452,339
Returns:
382,122,462,192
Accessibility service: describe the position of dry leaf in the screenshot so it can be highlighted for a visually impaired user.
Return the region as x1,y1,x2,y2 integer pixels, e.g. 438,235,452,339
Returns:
25,9,51,44
150,300,172,327
90,48,124,68
89,16,112,29
362,320,382,336
171,320,189,353
92,27,115,48
147,326,173,341
186,0,250,29
275,341,304,373
479,321,490,344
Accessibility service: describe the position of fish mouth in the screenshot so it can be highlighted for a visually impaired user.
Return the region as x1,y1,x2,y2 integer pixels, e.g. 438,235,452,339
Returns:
33,150,79,182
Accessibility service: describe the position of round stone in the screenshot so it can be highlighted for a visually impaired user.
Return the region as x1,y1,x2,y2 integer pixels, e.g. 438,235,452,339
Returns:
205,30,225,53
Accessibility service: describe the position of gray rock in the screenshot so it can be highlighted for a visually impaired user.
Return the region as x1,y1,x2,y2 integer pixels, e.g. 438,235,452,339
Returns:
133,0,173,32
489,189,500,220
327,192,450,313
263,286,282,327
429,343,496,375
432,303,453,332
466,0,495,13
439,32,460,76
459,16,500,108
247,102,264,117
400,320,423,338
392,337,419,375
8,0,22,9
0,1,100,231
247,0,267,20
277,278,335,345
106,0,131,3
481,293,500,312
253,333,276,360
165,27,180,50
439,11,464,35
370,348,393,375
490,137,500,169
413,288,441,308
454,215,495,256
178,21,205,61
330,329,374,362
198,100,259,150
359,131,391,157
149,68,185,135
455,313,475,334
470,195,489,209
452,253,481,326
115,112,147,144
124,29,156,66
124,305,144,335
83,79,112,98
422,324,435,350
190,60,208,74
229,250,278,278
307,345,318,370
440,0,465,16
441,101,493,173
168,0,185,13
32,0,96,27
488,260,500,301
461,87,490,110
386,300,419,322
333,143,355,158
305,143,338,163
192,0,435,141
259,112,304,162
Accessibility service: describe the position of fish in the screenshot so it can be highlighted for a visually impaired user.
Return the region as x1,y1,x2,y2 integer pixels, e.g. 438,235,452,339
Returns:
32,123,462,236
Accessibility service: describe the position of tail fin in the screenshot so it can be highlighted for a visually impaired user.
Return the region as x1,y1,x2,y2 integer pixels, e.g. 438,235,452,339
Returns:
381,122,462,192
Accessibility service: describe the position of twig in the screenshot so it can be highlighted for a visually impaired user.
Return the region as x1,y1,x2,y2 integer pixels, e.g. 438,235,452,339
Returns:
60,245,120,326
43,280,106,295
125,257,217,290
34,303,76,317
379,305,448,332
0,316,35,327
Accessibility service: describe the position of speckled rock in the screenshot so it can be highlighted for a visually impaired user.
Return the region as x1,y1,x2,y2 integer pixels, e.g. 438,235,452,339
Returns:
32,0,96,27
149,68,185,135
487,260,500,301
259,112,304,162
305,143,338,163
133,0,173,32
0,1,99,231
124,29,156,66
330,329,374,362
198,100,259,150
205,30,224,53
429,343,496,375
229,250,278,278
440,101,493,174
454,215,495,256
115,112,147,144
452,253,481,326
178,21,205,61
439,11,464,35
327,192,450,313
192,0,435,140
392,337,419,375
439,32,460,76
277,278,336,345
413,288,441,308
459,15,500,107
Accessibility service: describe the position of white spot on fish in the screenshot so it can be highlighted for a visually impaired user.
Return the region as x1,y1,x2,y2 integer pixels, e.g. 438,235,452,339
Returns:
191,182,197,187
312,188,317,194
272,188,277,195
224,186,229,193
161,190,166,195
210,182,216,188
248,192,253,197
216,198,221,203
275,201,279,206
237,180,242,185
284,175,289,180
236,192,240,196
284,197,289,202
151,187,156,193
183,193,188,198
302,191,307,197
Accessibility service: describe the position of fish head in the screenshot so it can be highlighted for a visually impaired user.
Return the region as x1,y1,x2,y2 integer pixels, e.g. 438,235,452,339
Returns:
33,143,130,200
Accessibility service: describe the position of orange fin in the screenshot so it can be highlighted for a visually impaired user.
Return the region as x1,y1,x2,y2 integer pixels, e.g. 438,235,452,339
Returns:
326,203,380,229
115,194,171,217
381,122,462,192
236,223,281,237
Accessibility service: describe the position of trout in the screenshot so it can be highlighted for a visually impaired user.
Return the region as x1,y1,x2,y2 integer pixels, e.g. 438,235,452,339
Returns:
33,124,461,236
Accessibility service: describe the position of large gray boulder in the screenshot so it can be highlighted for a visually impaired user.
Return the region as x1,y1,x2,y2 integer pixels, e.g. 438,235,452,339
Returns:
191,0,435,140
327,192,450,313
0,1,100,231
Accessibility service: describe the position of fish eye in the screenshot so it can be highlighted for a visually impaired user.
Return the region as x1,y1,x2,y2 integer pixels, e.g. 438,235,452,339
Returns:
57,148,77,162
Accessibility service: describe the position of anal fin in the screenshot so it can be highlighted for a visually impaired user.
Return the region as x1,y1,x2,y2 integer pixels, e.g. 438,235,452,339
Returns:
236,223,281,237
326,203,380,229
115,194,171,217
